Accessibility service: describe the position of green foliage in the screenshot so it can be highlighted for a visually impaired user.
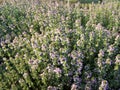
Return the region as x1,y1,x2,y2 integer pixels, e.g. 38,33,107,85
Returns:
79,0,99,3
64,0,100,3
0,0,120,90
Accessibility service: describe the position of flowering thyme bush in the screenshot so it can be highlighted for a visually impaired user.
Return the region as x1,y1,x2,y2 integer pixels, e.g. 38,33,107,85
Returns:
0,0,120,90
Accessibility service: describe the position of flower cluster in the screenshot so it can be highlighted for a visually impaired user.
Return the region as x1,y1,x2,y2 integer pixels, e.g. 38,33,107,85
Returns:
0,0,120,90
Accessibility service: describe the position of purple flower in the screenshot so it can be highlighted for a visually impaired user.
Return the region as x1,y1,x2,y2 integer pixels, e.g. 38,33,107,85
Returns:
54,68,62,74
104,29,111,36
68,71,73,76
108,45,115,52
50,52,56,59
28,59,39,70
70,50,84,60
77,67,82,75
91,77,97,85
89,47,96,53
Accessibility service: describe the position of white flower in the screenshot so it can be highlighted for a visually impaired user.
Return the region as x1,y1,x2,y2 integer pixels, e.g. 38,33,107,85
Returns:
98,49,104,57
89,31,95,40
97,58,102,67
0,41,5,46
85,82,92,90
71,84,78,90
31,65,38,70
75,19,81,27
50,52,55,59
41,44,47,51
115,54,120,64
99,80,109,90
30,25,34,32
81,34,85,41
115,35,120,41
46,65,54,72
5,39,10,43
105,58,112,65
31,40,39,49
59,56,67,64
18,79,24,83
23,73,28,78
95,23,103,30
77,40,81,46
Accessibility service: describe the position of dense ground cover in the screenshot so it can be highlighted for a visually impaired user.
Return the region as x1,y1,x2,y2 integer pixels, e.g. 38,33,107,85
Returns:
0,0,120,90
